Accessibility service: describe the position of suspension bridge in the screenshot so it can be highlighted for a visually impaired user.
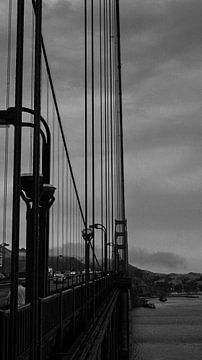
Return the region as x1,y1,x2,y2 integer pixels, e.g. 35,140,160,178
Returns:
0,1,130,359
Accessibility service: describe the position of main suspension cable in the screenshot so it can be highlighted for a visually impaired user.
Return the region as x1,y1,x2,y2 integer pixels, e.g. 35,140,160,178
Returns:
31,0,85,225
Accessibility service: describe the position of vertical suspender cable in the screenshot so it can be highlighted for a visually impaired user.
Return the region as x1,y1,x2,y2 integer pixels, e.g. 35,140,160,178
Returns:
109,0,114,267
57,128,60,256
73,192,75,259
99,0,104,269
46,74,50,277
6,0,12,107
29,9,34,171
84,0,88,228
75,195,79,259
3,0,12,249
65,163,68,268
78,210,80,262
113,1,117,219
104,0,108,234
62,146,64,259
10,2,24,359
51,105,55,252
57,127,60,260
70,179,72,270
75,196,77,259
46,76,49,124
113,0,116,257
66,164,69,264
31,0,42,358
84,0,89,279
81,215,83,264
106,0,111,257
116,1,119,220
91,0,95,273
115,0,125,220
114,3,120,219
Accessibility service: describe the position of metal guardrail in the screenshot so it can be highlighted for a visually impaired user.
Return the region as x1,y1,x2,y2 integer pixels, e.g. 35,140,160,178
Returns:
0,303,31,360
0,275,117,360
57,288,121,360
17,304,30,358
0,308,9,360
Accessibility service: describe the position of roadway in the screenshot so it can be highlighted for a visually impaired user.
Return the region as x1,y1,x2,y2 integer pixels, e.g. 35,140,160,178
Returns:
0,278,72,308
0,273,101,308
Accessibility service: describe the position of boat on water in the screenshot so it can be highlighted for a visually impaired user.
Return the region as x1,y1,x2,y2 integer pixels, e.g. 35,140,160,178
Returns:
138,297,156,309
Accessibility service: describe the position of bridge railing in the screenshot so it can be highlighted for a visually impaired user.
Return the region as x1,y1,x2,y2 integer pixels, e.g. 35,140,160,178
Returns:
0,274,117,360
0,303,31,360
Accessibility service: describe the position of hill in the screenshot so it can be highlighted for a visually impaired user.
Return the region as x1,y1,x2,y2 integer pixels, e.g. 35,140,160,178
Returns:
128,264,202,296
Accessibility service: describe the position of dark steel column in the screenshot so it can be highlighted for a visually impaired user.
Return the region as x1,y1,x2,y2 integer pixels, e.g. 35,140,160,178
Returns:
38,189,55,298
30,0,42,358
85,239,90,283
25,205,34,303
104,231,108,274
38,127,51,298
38,206,48,297
9,2,24,359
1,245,6,275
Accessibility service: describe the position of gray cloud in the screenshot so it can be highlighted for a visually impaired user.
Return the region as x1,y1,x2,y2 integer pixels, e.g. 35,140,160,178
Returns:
0,0,201,274
120,0,202,87
126,164,202,234
129,247,188,273
125,113,202,155
42,1,86,90
117,0,202,274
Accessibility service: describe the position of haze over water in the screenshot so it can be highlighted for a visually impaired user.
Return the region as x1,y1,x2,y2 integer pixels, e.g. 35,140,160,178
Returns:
130,296,202,360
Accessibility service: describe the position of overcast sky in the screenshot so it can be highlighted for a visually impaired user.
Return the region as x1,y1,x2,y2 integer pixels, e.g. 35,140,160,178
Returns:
120,0,202,273
0,0,201,274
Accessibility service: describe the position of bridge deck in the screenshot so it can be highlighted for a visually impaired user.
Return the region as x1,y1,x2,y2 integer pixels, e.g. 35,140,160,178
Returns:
0,275,122,360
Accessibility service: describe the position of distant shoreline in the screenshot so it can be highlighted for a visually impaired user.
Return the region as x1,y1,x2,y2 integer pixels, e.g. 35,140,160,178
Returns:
169,293,200,298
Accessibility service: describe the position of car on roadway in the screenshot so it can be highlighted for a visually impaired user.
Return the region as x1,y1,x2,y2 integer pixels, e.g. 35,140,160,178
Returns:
70,270,77,276
53,271,66,283
64,271,71,279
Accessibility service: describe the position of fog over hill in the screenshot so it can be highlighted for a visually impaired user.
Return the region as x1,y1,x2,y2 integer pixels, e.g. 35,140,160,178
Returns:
128,263,202,279
128,264,202,295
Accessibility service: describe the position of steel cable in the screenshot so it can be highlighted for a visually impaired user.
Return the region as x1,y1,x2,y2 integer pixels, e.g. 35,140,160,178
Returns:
2,0,12,249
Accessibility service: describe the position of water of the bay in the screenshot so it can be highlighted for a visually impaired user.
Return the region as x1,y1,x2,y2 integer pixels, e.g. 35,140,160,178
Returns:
130,296,202,360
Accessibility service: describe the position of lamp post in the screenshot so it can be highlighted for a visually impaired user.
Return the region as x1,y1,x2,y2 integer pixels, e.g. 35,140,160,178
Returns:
0,107,51,183
0,242,9,275
82,227,93,282
0,107,55,299
21,175,55,299
89,224,107,274
57,255,63,272
106,241,115,273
